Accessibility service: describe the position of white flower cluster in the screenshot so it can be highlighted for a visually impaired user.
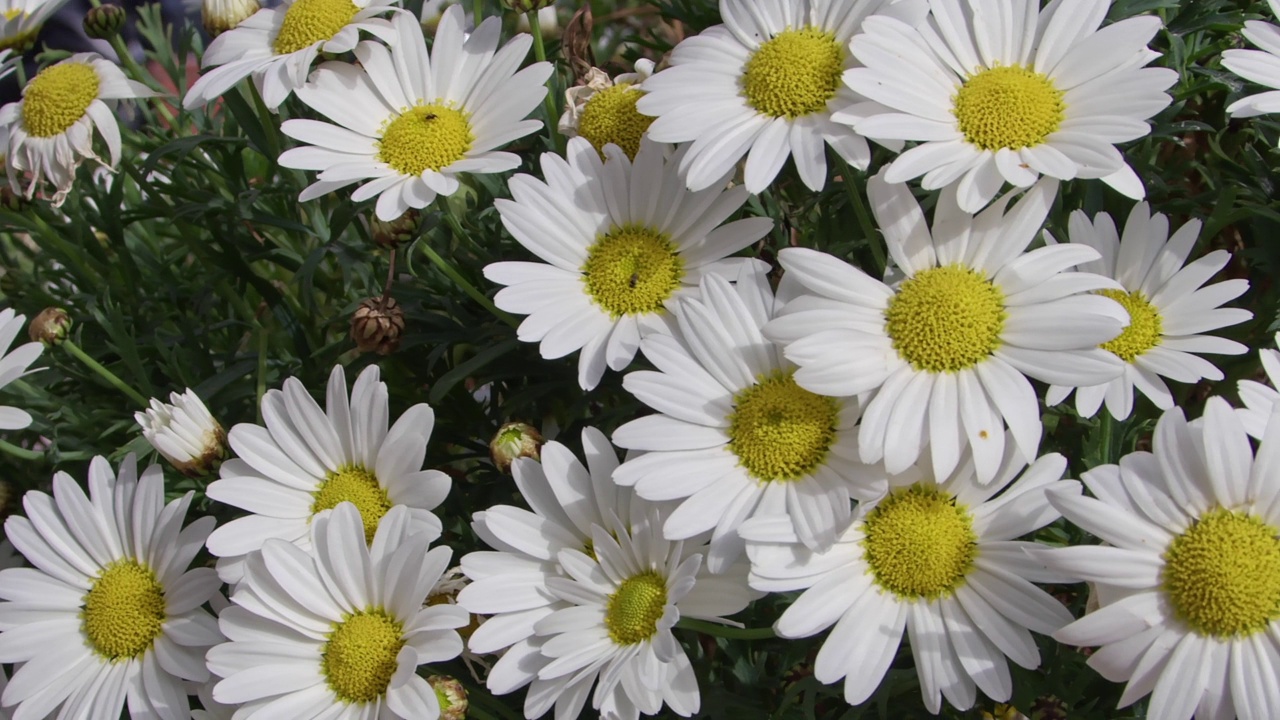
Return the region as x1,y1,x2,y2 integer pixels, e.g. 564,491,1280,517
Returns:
0,0,1279,719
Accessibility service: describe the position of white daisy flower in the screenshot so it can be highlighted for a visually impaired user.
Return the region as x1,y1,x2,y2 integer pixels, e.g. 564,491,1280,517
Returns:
1238,332,1280,440
745,440,1077,713
0,54,155,205
0,0,69,52
636,0,926,193
206,502,469,718
204,364,449,584
841,0,1177,212
559,59,655,160
181,0,398,111
1045,203,1251,420
459,428,756,720
135,388,228,477
457,428,635,688
1223,0,1280,124
485,136,772,391
613,265,882,571
1045,398,1280,720
0,455,223,719
0,307,42,431
766,173,1126,484
278,8,553,220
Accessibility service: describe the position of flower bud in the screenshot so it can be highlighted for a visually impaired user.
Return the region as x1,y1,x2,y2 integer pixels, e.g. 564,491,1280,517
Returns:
501,0,554,12
489,421,543,474
83,4,125,40
202,0,260,36
135,389,227,477
28,307,70,346
350,296,406,355
369,209,418,249
428,676,468,720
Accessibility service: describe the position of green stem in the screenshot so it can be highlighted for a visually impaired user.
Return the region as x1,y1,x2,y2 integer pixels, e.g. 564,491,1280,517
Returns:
676,618,776,640
527,9,562,152
836,157,885,277
0,439,43,461
472,0,483,24
255,325,269,424
107,36,177,129
1099,411,1116,465
429,221,519,328
61,339,149,407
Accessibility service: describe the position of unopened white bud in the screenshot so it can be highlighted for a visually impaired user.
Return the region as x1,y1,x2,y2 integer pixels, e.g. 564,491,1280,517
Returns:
202,0,260,36
135,389,227,477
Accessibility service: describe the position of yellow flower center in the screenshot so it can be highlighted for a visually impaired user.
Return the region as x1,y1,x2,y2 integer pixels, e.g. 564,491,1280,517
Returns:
605,571,667,645
272,0,359,54
577,83,654,160
322,609,406,704
953,65,1065,151
81,559,167,660
884,265,1006,373
2,9,21,19
727,371,839,481
581,225,685,318
311,465,392,544
1096,289,1163,363
377,104,473,177
742,27,844,119
1162,508,1280,639
861,485,978,600
22,62,100,138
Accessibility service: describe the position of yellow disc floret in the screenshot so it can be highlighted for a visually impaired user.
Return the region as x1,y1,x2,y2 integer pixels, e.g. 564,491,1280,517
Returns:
861,485,978,600
577,84,654,160
581,225,684,318
378,104,473,177
311,465,392,543
605,571,668,645
82,559,167,660
742,27,844,119
1096,288,1163,362
885,265,1005,373
22,62,99,138
272,0,358,54
953,65,1064,151
322,609,406,703
1162,509,1280,639
728,371,839,481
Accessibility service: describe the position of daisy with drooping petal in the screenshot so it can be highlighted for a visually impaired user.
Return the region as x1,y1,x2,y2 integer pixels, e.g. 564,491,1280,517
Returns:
841,0,1177,212
0,54,155,205
0,307,42,431
1238,332,1280,440
207,502,468,718
459,428,756,720
1223,0,1280,126
560,59,655,160
1046,203,1251,420
279,8,552,220
485,136,772,391
746,439,1077,714
181,0,397,111
636,0,925,193
613,265,882,572
1045,398,1280,720
0,455,223,720
204,364,449,583
766,173,1126,484
0,0,69,51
